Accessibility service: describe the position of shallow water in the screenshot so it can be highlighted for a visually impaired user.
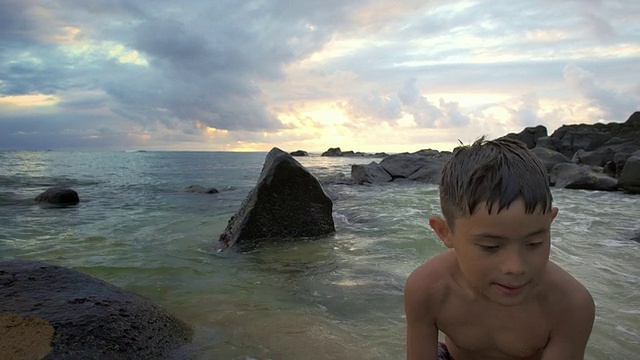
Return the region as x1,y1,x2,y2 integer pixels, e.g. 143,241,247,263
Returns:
0,151,638,359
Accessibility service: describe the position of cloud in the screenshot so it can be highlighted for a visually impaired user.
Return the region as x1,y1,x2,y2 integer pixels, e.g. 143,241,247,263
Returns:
563,63,639,121
0,0,353,145
505,92,542,127
1,0,639,151
340,78,470,128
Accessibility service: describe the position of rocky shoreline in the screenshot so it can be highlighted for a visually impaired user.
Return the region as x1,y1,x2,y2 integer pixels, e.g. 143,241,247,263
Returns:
297,111,640,194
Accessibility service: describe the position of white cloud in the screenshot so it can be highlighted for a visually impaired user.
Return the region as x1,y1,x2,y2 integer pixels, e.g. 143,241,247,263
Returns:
563,63,639,122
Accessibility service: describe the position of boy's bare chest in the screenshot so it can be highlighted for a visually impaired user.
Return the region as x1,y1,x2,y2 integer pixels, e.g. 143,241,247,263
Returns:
438,300,550,358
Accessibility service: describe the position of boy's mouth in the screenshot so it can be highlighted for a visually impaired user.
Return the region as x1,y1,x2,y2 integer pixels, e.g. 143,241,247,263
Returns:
494,282,528,295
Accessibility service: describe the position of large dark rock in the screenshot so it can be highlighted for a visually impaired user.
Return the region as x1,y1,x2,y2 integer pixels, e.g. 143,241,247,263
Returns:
550,163,618,191
619,154,640,194
550,124,610,157
219,148,335,249
0,260,193,360
572,148,615,167
379,151,450,182
534,136,556,150
34,188,79,205
351,162,392,184
502,125,548,149
349,150,450,184
530,147,571,173
549,112,640,157
572,142,640,167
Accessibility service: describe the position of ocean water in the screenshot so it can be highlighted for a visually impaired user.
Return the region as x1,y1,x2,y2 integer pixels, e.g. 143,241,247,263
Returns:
0,150,638,360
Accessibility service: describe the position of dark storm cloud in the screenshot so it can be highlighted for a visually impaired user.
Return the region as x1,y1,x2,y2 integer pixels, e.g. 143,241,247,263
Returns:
0,0,353,148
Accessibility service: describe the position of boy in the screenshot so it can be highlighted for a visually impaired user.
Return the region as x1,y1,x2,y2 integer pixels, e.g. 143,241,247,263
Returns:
404,137,595,360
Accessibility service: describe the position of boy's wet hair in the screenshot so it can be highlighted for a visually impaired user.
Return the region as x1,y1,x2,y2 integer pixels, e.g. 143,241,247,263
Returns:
439,136,552,230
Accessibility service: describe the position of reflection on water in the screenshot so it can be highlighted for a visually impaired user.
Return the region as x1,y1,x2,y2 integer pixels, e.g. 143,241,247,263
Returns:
0,151,638,359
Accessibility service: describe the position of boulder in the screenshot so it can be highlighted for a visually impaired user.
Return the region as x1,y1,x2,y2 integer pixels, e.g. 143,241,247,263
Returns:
184,185,219,194
548,112,640,158
534,136,556,150
219,148,335,249
571,148,614,167
549,124,610,157
618,155,640,194
530,147,571,173
379,152,450,183
550,163,618,191
502,125,548,149
34,188,79,205
289,150,309,156
572,142,640,168
0,260,193,360
351,162,393,184
321,147,343,157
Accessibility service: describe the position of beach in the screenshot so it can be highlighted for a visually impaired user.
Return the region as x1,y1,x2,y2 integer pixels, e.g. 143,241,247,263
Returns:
1,150,638,359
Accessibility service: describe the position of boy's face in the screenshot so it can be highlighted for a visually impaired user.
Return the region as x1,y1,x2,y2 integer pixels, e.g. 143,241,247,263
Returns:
430,198,558,306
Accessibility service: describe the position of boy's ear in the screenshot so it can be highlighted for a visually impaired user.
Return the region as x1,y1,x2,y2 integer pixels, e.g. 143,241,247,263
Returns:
551,207,559,221
429,215,454,248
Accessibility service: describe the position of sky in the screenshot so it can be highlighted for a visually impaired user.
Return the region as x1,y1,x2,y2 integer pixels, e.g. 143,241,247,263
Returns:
0,0,639,153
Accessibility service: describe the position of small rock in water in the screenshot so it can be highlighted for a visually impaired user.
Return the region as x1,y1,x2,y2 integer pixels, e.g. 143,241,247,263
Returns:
34,187,79,205
184,185,219,194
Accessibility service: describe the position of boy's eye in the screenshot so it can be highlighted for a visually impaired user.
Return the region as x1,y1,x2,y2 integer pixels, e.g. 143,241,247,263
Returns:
527,242,543,248
478,245,499,252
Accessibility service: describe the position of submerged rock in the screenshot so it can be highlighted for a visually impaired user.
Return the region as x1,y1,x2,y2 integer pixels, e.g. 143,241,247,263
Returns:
184,185,219,194
219,147,335,249
34,187,79,205
289,150,309,156
0,260,193,359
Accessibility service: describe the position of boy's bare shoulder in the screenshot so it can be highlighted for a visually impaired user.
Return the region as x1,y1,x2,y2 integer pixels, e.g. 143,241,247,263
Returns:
405,250,456,306
544,261,592,300
543,261,595,319
539,261,595,357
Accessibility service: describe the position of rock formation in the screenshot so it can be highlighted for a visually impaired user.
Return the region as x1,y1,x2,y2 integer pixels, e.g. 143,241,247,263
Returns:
0,260,193,359
219,148,335,249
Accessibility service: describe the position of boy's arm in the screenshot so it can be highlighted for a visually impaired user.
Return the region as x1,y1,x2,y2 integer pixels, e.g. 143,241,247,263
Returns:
404,267,440,360
542,279,595,360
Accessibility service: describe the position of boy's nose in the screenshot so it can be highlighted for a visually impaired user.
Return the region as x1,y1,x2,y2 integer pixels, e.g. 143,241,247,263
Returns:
501,252,526,275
